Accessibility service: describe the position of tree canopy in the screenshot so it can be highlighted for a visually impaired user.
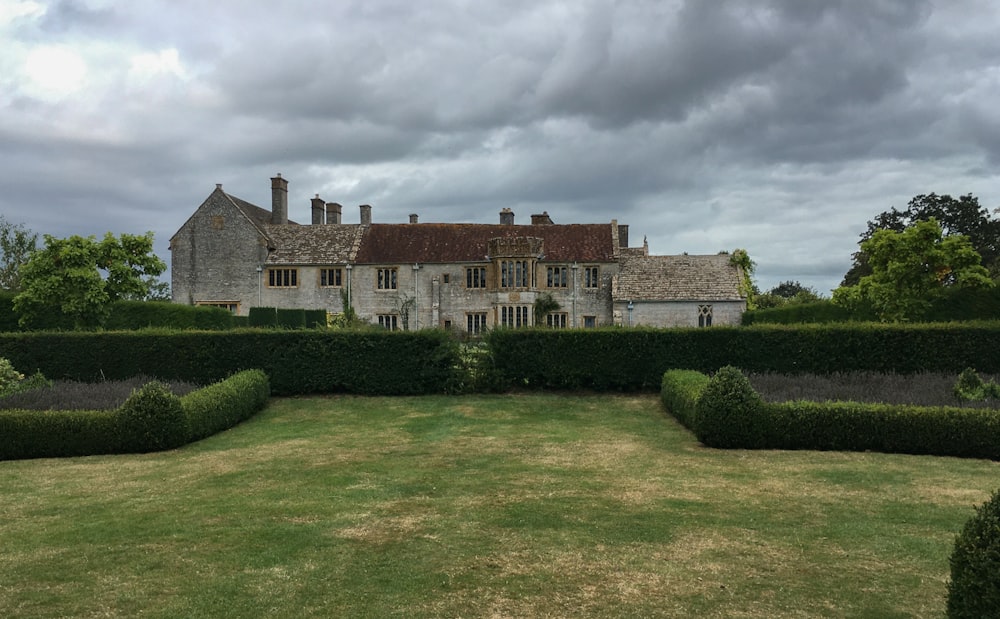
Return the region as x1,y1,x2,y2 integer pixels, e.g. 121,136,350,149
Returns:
13,232,166,329
832,219,993,322
843,193,1000,286
754,280,822,310
0,216,38,292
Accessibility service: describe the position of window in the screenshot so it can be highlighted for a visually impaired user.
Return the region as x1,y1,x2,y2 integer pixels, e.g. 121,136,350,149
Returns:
500,260,530,288
546,266,568,288
320,268,343,287
698,305,713,328
443,273,450,284
196,301,239,313
546,312,568,328
584,266,600,289
467,312,487,334
466,267,487,288
268,268,297,288
378,314,399,330
377,268,398,290
583,315,596,328
500,305,530,328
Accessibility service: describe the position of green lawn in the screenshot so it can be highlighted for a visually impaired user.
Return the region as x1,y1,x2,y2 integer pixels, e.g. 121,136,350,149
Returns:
2,394,997,618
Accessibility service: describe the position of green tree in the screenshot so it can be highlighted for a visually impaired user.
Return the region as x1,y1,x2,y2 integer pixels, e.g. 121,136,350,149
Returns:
843,193,1000,286
14,232,166,329
755,280,823,309
832,219,993,321
0,216,38,291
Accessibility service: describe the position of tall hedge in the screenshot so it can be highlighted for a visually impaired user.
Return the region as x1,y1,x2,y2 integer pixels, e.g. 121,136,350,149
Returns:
0,329,460,395
488,324,1000,391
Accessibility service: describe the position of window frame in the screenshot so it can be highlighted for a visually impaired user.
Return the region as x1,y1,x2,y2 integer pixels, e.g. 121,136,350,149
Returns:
546,265,568,288
583,266,600,289
377,314,399,330
267,268,298,288
377,267,398,290
320,267,343,288
466,266,487,289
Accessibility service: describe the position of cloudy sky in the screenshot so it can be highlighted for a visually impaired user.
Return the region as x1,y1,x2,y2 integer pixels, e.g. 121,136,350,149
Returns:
2,0,999,295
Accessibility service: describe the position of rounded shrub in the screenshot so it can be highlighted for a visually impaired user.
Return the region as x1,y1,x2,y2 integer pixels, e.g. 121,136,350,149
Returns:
694,366,765,448
947,489,1000,618
117,381,189,452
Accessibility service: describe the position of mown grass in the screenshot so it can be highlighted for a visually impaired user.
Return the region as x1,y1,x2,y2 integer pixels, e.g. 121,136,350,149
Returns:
1,394,997,618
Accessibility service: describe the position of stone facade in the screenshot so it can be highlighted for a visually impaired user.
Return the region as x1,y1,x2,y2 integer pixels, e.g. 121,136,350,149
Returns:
170,176,746,329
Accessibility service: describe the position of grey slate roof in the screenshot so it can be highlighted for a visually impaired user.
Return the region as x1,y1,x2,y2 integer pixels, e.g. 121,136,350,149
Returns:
614,254,745,301
264,223,364,265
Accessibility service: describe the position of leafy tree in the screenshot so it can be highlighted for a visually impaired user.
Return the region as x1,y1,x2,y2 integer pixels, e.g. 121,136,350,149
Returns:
832,219,993,321
755,280,823,309
843,193,1000,286
14,232,166,329
0,215,38,291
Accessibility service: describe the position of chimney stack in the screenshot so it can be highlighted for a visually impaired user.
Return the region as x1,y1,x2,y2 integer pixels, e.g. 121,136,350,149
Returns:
311,194,325,225
500,208,515,225
270,174,288,225
409,213,419,224
531,211,553,225
359,204,372,226
326,202,342,224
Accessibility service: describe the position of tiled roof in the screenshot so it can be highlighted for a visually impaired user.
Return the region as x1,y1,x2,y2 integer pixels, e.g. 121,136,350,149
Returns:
264,224,364,265
354,223,617,264
613,254,745,301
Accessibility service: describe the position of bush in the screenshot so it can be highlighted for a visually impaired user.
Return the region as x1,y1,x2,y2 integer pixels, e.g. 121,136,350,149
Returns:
117,382,190,452
660,370,710,431
694,366,766,448
948,489,1000,618
0,408,120,460
182,369,270,441
954,368,1000,401
248,307,277,328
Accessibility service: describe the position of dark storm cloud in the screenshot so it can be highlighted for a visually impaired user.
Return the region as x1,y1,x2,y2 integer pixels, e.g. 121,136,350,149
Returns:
2,0,999,295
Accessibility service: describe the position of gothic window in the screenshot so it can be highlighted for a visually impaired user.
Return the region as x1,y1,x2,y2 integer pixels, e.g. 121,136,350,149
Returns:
377,268,398,290
698,304,713,327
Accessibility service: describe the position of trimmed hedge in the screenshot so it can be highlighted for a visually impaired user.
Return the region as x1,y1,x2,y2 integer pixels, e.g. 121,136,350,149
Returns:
744,287,1000,325
183,369,270,441
488,324,1000,391
660,367,1000,460
0,329,460,396
659,370,709,431
0,293,237,332
0,370,270,460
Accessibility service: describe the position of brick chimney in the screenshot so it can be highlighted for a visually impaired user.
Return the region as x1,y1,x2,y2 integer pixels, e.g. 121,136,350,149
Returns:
409,214,419,224
270,174,288,225
326,202,342,224
500,208,514,225
531,211,553,225
359,204,372,226
311,194,325,225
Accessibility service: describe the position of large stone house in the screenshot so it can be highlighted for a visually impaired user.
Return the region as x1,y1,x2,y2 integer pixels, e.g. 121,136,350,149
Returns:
170,175,746,330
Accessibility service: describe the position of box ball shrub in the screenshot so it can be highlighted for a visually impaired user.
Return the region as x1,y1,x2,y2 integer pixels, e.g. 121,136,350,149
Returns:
947,489,1000,618
117,382,190,452
695,366,765,448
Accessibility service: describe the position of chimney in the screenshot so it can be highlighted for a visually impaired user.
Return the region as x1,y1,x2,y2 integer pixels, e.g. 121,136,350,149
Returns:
531,211,554,225
359,204,372,226
409,213,419,224
326,202,342,224
618,224,629,248
500,208,515,225
270,174,288,225
311,194,325,225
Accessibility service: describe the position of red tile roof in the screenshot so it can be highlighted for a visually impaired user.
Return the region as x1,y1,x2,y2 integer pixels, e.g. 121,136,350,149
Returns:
354,223,617,264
